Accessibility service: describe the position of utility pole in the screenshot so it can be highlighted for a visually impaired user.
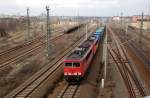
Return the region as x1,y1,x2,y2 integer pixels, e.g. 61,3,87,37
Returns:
120,12,123,29
149,5,150,21
77,11,79,32
85,24,88,40
104,25,107,81
101,25,107,88
46,6,51,57
27,7,30,39
125,23,128,40
139,12,144,47
41,24,44,34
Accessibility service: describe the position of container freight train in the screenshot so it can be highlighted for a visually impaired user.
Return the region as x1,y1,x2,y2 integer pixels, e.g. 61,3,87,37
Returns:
63,27,105,82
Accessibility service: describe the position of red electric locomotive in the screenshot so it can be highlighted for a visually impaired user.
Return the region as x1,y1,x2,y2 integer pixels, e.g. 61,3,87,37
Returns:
63,35,99,82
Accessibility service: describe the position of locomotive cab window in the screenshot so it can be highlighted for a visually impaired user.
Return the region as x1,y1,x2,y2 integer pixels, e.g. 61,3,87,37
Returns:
65,63,72,67
73,62,80,67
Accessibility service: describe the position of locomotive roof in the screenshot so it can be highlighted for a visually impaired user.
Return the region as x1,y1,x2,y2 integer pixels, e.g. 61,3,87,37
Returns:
67,39,93,60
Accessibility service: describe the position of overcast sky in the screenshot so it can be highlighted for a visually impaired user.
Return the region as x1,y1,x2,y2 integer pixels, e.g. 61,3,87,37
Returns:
0,0,149,16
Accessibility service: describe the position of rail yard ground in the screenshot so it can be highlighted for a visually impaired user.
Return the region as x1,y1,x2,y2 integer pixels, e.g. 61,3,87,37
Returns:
0,17,150,98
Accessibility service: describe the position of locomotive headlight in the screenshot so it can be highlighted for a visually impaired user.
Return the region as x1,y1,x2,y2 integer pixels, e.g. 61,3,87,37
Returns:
78,72,81,75
64,72,67,75
68,73,71,75
74,72,77,75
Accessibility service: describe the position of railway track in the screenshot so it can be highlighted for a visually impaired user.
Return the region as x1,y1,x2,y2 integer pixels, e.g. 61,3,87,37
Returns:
114,26,150,67
0,23,77,57
0,25,82,71
108,47,137,98
128,41,150,68
0,35,44,56
128,27,150,42
58,84,79,98
4,26,95,98
128,28,150,60
108,27,147,98
0,25,82,65
0,27,66,57
0,33,64,71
